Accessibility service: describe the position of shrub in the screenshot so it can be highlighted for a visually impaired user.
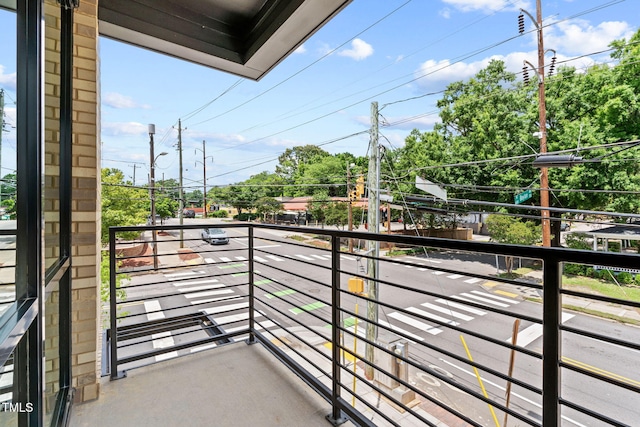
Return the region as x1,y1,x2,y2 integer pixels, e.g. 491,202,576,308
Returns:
234,212,258,221
564,232,591,250
635,274,640,286
208,210,228,218
563,263,586,276
617,271,633,284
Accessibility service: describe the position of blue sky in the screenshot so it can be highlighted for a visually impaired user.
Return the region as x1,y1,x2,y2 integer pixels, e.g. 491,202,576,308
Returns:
0,0,638,191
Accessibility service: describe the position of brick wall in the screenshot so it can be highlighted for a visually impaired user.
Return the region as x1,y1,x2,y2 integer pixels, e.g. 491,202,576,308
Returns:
71,0,101,403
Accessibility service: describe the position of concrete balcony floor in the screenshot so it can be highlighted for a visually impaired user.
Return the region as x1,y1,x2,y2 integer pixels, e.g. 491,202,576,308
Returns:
70,342,353,427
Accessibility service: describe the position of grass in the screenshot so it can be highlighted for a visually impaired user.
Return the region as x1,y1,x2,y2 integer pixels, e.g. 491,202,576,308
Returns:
563,276,640,303
286,234,307,242
563,304,640,326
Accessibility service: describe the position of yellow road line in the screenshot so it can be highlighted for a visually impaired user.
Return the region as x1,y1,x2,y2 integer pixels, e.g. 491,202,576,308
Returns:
563,357,640,387
483,281,498,288
495,290,518,299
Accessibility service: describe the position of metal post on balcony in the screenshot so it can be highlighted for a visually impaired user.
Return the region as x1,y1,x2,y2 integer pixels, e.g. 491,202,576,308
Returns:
109,228,125,380
247,226,257,344
327,234,347,426
542,257,562,426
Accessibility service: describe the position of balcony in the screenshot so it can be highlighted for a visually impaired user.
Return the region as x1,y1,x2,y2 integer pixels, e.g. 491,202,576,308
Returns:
70,223,640,427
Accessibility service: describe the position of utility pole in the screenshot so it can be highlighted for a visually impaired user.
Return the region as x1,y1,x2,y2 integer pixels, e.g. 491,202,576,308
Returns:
521,0,551,247
149,124,159,270
177,119,185,248
203,140,207,218
0,89,4,206
129,163,139,186
365,101,380,380
347,162,353,253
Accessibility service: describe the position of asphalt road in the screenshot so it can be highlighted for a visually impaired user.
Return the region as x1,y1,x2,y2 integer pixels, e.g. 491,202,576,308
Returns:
115,220,640,426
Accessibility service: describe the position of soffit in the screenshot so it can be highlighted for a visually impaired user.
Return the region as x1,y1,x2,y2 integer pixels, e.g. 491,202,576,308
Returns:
98,0,352,80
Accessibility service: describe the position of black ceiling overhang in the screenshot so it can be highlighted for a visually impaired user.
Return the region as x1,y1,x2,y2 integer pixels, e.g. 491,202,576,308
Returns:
98,0,352,80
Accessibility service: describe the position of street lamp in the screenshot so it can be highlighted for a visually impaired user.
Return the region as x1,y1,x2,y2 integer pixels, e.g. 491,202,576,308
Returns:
149,123,167,270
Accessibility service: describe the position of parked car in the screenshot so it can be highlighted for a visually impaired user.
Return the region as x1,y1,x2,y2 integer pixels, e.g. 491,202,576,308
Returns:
560,222,571,231
183,209,195,218
201,227,229,245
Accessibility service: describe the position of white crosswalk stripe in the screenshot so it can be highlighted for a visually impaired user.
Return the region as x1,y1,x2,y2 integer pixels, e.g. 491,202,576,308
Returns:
378,320,424,342
266,255,285,262
464,278,481,284
432,271,446,276
447,274,463,279
470,290,519,304
407,306,460,326
235,256,247,261
456,293,510,308
254,256,268,263
204,258,215,264
184,289,234,299
420,302,474,321
219,257,232,262
434,299,487,316
171,278,219,287
296,254,314,261
340,255,356,261
164,271,205,279
388,312,442,335
312,254,328,260
200,302,249,314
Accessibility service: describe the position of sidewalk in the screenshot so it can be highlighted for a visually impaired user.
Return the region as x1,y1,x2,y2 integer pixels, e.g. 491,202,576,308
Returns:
522,269,640,323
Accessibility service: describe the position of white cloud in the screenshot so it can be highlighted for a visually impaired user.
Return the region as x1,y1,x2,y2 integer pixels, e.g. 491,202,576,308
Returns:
439,8,451,19
338,38,374,61
442,0,530,13
544,19,634,56
294,44,307,54
102,122,148,136
102,92,150,109
0,65,17,91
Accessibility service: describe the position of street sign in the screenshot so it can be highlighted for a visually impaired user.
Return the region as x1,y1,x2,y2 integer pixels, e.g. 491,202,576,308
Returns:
514,189,532,204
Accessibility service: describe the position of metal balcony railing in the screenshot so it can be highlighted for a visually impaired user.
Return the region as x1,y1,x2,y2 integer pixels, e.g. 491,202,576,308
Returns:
107,223,640,427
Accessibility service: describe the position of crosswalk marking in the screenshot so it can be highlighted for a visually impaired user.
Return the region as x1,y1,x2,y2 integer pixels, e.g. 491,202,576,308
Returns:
340,255,356,261
266,255,285,262
143,301,177,361
408,256,442,264
219,257,232,262
432,271,446,276
406,306,460,326
404,265,413,269
471,290,519,304
458,293,509,308
434,299,487,316
201,302,249,315
420,302,474,321
144,300,165,321
235,256,247,261
164,271,205,278
190,343,217,353
178,284,225,293
254,256,268,263
388,312,442,335
172,278,219,287
191,296,240,305
464,278,481,284
204,258,215,264
184,289,234,299
447,274,463,279
296,254,314,261
312,254,328,260
507,313,575,347
378,320,425,342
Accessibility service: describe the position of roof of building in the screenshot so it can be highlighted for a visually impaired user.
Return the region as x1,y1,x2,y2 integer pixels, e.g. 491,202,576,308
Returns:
97,0,352,80
581,224,640,241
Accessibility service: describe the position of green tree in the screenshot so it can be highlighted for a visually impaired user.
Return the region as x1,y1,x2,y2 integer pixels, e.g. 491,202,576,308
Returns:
155,196,178,220
486,214,539,274
325,202,349,229
307,191,329,227
101,168,148,243
255,197,282,221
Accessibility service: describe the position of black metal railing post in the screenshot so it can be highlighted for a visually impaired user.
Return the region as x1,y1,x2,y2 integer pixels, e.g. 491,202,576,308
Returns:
247,226,257,344
109,229,126,380
327,234,346,425
543,257,562,426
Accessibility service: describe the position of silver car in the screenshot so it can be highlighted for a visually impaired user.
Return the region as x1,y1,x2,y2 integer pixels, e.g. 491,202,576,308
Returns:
201,227,229,245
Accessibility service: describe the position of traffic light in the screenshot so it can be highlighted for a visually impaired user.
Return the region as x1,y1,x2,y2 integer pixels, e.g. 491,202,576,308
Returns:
356,176,365,197
348,189,358,201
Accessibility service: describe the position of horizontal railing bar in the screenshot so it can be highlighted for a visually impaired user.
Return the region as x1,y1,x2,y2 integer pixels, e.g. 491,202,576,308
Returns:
119,281,247,305
338,286,543,359
560,397,628,427
561,325,640,352
341,268,542,325
353,250,543,290
561,288,640,310
560,360,640,394
253,292,332,343
117,269,246,291
335,317,543,398
117,332,248,366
